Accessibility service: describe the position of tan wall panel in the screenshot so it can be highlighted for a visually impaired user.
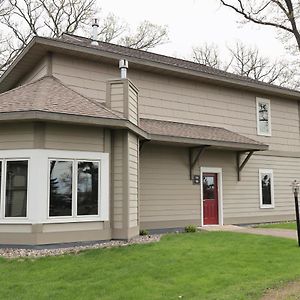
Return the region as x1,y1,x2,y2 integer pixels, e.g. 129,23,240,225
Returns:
44,123,104,151
0,123,35,149
52,53,300,152
19,57,48,85
140,144,201,224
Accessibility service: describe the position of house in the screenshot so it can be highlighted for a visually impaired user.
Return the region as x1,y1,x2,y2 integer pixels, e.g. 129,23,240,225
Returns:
0,33,298,245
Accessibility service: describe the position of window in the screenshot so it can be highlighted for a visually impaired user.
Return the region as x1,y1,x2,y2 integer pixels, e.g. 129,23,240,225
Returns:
256,98,271,136
0,160,28,218
49,159,100,218
259,169,274,208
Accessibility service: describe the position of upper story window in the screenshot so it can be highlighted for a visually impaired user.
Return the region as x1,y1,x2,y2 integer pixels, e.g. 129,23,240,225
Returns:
256,97,271,136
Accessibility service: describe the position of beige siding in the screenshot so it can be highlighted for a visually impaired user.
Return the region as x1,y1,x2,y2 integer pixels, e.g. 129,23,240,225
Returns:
128,85,139,125
19,57,48,85
140,144,200,227
112,131,124,229
0,123,34,149
52,53,118,103
51,53,300,152
44,123,104,152
110,83,124,113
140,144,296,227
128,132,138,228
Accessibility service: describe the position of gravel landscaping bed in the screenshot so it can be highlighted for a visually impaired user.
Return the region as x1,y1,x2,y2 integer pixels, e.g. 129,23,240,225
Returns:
0,234,162,259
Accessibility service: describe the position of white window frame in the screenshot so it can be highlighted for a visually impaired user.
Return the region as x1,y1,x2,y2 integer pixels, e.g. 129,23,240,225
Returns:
256,97,272,136
259,169,275,209
48,159,102,221
0,149,109,224
0,158,30,221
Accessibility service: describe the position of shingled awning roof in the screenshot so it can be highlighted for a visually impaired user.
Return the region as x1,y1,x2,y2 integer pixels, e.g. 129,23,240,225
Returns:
0,76,123,119
140,118,268,151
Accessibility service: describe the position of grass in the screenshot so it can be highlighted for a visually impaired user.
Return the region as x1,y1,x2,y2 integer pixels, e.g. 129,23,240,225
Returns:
255,221,297,230
1,232,300,300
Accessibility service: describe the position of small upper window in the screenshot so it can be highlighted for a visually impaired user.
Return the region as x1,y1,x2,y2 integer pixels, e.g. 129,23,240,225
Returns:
256,98,271,136
259,169,274,208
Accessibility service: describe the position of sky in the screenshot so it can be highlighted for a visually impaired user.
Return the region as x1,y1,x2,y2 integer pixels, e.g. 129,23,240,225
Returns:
99,0,287,61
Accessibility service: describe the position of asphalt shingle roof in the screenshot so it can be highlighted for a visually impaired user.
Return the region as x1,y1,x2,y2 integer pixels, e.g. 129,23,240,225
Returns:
61,33,296,95
140,118,265,147
0,76,124,119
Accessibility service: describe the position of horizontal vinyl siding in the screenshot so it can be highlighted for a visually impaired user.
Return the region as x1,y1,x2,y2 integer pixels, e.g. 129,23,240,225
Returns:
51,53,300,152
199,150,297,223
140,144,297,228
140,144,200,225
52,53,118,103
44,124,104,152
128,87,138,125
112,131,124,229
128,133,138,228
110,83,124,114
19,57,47,85
0,123,34,149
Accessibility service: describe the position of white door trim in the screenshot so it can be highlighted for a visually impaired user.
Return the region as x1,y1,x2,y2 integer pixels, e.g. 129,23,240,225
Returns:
200,167,223,226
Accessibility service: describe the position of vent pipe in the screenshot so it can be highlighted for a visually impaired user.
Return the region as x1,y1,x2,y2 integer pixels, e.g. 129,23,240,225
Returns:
119,59,129,79
91,18,99,46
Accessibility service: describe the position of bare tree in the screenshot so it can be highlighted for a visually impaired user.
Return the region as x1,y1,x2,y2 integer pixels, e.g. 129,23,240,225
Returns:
192,42,299,89
0,0,168,73
119,21,168,50
219,0,300,55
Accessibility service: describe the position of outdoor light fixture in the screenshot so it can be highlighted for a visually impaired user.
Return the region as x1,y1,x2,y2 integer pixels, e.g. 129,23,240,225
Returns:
291,180,300,247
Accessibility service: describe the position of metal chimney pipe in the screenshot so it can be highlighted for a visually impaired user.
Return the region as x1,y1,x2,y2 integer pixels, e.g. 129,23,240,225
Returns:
91,18,99,46
119,59,129,79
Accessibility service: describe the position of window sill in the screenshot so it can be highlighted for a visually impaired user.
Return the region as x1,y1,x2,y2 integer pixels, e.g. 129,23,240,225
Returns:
260,205,275,209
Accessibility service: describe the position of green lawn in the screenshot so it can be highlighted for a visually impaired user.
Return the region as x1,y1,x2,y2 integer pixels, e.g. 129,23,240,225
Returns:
255,221,297,230
1,232,300,300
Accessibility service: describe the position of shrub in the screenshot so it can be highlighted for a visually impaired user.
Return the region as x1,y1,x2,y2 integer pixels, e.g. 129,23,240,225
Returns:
184,225,197,233
139,229,149,236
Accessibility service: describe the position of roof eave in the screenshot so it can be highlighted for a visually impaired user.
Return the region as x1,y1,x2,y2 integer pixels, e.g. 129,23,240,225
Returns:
1,36,300,100
0,111,149,139
149,133,268,151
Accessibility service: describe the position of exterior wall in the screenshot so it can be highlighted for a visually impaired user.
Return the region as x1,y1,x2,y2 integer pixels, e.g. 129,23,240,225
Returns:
44,123,105,152
0,123,35,149
18,56,48,85
111,130,139,239
52,53,118,103
140,144,201,229
51,53,300,153
0,122,113,245
0,222,111,245
140,144,295,228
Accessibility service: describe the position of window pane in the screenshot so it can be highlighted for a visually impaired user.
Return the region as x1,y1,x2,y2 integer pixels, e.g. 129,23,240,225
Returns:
203,175,215,200
258,102,270,134
49,161,73,217
5,161,28,218
261,173,272,205
77,161,99,215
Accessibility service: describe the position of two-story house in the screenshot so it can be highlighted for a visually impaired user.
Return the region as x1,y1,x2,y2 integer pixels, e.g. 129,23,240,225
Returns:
0,33,298,245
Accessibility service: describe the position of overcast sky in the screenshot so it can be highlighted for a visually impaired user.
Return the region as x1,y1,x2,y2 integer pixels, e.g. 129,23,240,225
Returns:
99,0,287,61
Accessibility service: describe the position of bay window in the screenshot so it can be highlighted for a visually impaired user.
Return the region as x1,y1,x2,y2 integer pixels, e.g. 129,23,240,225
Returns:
0,149,109,223
49,159,101,218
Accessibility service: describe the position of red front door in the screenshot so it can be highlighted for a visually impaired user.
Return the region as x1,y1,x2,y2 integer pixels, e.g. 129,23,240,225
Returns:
203,173,219,225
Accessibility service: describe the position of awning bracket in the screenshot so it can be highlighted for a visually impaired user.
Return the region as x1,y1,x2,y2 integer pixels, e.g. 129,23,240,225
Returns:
237,150,254,181
189,146,208,180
